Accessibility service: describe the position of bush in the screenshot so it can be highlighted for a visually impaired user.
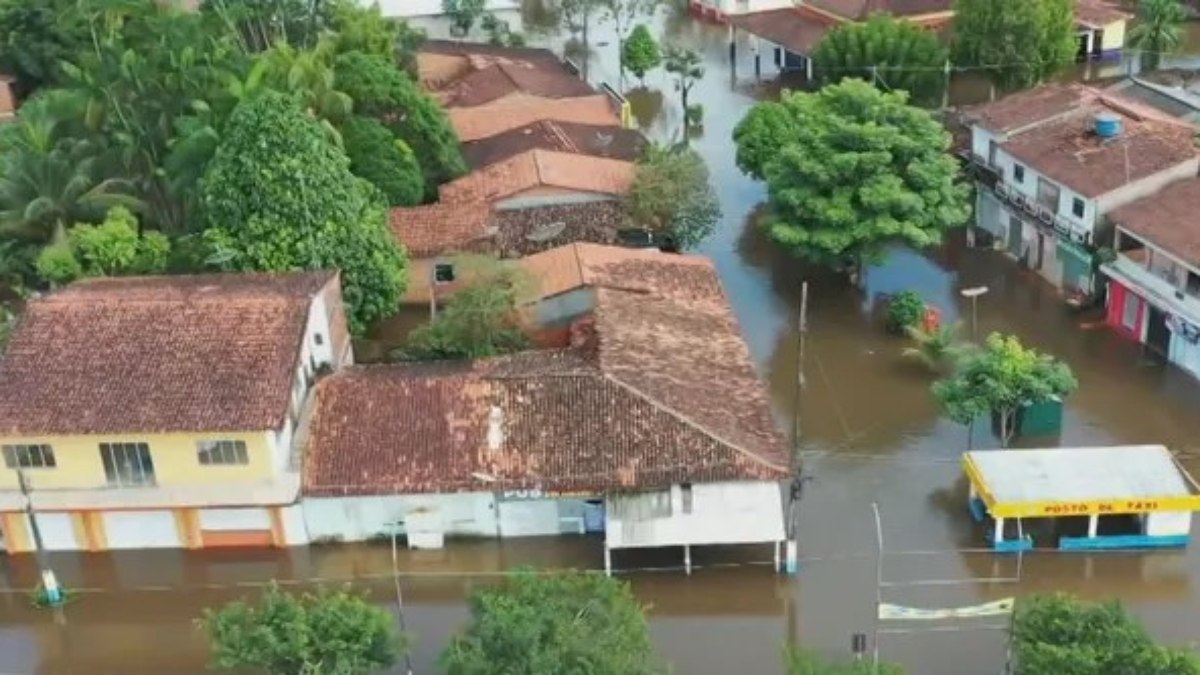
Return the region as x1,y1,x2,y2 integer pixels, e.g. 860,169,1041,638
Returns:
340,116,424,207
35,243,82,286
886,291,925,334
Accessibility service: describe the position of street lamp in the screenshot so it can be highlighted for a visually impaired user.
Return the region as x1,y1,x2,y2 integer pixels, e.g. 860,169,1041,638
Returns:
960,286,989,340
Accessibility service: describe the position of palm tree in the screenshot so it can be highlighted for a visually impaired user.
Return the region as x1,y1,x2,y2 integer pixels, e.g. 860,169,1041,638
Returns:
0,93,142,244
1127,0,1187,71
903,322,970,374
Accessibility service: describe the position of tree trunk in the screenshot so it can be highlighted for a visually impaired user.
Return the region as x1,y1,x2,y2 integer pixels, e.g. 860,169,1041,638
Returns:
680,84,689,144
999,408,1014,448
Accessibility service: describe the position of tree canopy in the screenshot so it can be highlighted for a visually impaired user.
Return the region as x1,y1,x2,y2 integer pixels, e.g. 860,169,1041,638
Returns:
627,144,720,250
200,582,406,675
952,0,1076,92
733,79,968,268
0,0,87,94
340,115,424,207
439,570,664,675
811,14,949,106
200,91,407,334
1127,0,1187,70
1014,594,1200,675
622,23,661,83
932,333,1077,445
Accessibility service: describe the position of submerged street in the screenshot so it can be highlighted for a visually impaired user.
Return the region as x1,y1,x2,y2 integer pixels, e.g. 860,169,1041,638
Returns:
6,4,1200,674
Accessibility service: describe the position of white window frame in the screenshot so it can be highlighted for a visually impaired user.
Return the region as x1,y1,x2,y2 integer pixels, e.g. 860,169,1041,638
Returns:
197,440,249,466
2,443,56,469
99,442,156,487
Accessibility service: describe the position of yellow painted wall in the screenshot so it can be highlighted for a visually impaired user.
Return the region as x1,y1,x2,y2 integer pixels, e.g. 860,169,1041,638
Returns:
0,430,277,491
1102,20,1126,52
1,511,31,553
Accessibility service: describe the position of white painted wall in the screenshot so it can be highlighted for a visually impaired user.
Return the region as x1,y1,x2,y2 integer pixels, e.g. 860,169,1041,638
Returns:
271,419,294,474
104,511,180,549
990,146,1097,240
970,127,1003,161
1145,511,1192,536
34,513,79,551
496,192,617,211
199,507,272,531
303,492,498,542
278,504,310,546
606,481,785,550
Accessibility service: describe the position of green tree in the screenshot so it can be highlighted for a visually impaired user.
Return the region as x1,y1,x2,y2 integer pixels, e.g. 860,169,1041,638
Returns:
732,100,800,181
334,50,466,196
200,582,405,675
952,0,1076,93
443,0,486,36
604,0,659,85
627,144,719,250
340,116,424,207
200,91,408,334
439,570,664,675
36,205,170,285
1014,594,1200,675
396,257,531,361
0,90,142,244
1127,0,1187,71
663,45,703,142
200,0,331,52
326,0,424,67
902,323,967,374
811,14,949,106
785,647,906,674
0,0,87,94
734,79,968,270
622,23,661,84
242,43,354,124
932,333,1077,446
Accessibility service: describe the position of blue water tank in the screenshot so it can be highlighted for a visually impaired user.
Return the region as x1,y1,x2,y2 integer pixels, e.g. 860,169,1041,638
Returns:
1095,112,1123,139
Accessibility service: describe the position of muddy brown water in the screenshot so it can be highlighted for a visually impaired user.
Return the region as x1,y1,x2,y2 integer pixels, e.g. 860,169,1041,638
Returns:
7,7,1200,674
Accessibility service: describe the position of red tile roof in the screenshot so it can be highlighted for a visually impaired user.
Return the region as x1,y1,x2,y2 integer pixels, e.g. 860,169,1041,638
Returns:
389,201,494,258
1110,178,1200,268
1075,0,1130,28
303,246,788,496
437,61,594,108
463,120,647,169
0,272,334,435
808,0,952,19
448,94,620,142
728,6,838,56
966,84,1093,134
438,149,635,203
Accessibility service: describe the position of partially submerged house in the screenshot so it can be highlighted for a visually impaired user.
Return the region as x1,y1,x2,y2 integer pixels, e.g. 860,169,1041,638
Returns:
0,272,351,552
301,244,791,573
1103,177,1200,379
963,84,1200,294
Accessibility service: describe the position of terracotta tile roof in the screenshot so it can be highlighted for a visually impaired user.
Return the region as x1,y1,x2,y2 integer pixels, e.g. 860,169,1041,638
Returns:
0,272,335,435
437,62,594,108
491,202,628,256
728,7,838,56
518,242,715,299
1075,0,1130,28
303,246,788,496
966,84,1093,134
448,94,620,141
807,0,951,19
438,149,635,202
463,120,647,169
1110,178,1200,268
998,92,1199,198
389,201,494,258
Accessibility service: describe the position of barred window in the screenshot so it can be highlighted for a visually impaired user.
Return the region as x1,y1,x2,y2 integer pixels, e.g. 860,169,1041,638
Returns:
197,440,249,466
100,442,155,486
2,444,56,469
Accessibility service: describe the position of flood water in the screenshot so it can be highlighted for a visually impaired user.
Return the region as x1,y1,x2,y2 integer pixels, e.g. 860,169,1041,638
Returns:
7,5,1200,674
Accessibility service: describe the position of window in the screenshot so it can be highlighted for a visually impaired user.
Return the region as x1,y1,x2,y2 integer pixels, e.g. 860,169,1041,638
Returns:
197,440,249,466
1072,197,1085,218
434,263,455,284
313,333,324,346
2,444,55,469
681,483,693,514
1187,272,1200,298
99,442,156,487
1036,177,1060,211
1012,164,1025,183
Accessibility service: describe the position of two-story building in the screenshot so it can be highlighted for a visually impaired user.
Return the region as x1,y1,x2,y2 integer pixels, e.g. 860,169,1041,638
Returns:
0,271,350,553
964,84,1200,295
1103,178,1200,380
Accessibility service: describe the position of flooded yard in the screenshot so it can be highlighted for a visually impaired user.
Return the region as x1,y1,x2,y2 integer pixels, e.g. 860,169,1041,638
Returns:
5,5,1200,674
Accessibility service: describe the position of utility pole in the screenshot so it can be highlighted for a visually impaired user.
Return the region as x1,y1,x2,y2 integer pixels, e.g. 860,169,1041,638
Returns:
784,282,809,575
389,524,414,675
18,469,63,607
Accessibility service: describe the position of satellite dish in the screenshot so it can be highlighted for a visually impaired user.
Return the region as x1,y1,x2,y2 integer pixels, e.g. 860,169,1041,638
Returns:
593,132,613,149
526,221,567,242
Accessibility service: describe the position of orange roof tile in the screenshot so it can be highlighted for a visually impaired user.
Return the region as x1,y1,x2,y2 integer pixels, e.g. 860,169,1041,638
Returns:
389,201,494,258
448,94,620,141
438,149,634,203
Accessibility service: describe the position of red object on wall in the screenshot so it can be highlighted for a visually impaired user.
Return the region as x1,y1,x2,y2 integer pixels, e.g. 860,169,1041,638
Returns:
922,307,942,333
1106,280,1145,341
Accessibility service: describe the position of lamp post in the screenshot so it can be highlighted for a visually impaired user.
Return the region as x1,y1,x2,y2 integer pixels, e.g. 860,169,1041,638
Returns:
960,286,989,341
17,469,63,606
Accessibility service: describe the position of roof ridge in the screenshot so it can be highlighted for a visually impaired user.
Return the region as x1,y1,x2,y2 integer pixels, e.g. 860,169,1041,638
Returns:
600,371,788,473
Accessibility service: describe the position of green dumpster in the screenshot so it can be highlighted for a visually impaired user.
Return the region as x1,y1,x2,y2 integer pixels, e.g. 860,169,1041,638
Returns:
1018,397,1064,437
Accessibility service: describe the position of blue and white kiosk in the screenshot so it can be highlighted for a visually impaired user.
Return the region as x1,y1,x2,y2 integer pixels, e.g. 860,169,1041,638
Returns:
963,445,1200,552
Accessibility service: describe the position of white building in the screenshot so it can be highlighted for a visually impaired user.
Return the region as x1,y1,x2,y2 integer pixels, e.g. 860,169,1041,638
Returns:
963,84,1200,294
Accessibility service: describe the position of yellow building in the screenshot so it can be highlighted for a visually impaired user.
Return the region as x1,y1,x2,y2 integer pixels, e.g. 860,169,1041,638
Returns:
0,271,352,553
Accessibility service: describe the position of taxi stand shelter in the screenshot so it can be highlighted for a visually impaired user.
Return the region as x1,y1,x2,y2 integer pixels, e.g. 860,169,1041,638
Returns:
963,445,1200,552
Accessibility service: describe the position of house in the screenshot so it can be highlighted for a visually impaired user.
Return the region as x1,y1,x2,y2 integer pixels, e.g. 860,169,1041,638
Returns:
1102,178,1200,379
1104,77,1200,125
390,151,636,304
447,94,624,142
963,84,1200,294
728,0,1129,78
0,272,351,553
462,120,647,170
301,244,791,573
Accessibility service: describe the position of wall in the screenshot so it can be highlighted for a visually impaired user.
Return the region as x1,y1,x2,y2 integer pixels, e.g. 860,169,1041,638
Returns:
1106,278,1146,341
496,190,617,211
0,430,277,491
534,287,596,327
991,146,1097,238
606,481,785,549
302,492,499,542
970,127,1002,162
1101,21,1126,52
1145,511,1191,536
1095,157,1200,214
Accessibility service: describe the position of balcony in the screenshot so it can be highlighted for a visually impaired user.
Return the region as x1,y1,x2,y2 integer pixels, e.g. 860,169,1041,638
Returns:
992,182,1091,246
1103,253,1200,323
960,151,1001,188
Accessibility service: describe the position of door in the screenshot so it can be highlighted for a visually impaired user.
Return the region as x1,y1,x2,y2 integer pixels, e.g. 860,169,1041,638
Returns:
1007,215,1023,256
199,508,274,548
34,513,80,551
1146,306,1171,357
104,511,181,549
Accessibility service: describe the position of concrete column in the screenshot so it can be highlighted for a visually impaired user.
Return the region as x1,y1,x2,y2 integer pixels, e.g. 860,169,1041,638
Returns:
804,56,813,80
684,544,692,575
784,539,798,574
994,517,1005,544
604,543,612,577
1087,514,1099,538
774,540,781,571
